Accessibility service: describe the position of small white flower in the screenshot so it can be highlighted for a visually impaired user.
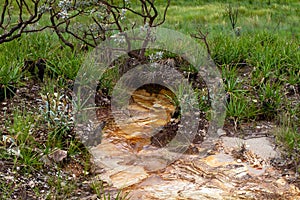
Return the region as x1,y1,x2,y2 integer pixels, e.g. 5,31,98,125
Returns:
155,51,164,59
121,8,127,20
59,10,69,19
140,22,149,32
90,8,96,14
111,34,126,44
38,5,52,14
58,0,72,10
149,51,164,62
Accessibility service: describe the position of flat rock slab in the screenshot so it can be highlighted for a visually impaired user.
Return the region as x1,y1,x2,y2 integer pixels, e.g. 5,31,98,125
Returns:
222,136,280,160
124,153,300,200
91,140,300,200
91,89,299,199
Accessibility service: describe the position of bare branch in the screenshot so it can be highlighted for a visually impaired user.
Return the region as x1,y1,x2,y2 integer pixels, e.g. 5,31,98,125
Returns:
0,0,9,28
153,0,170,27
0,0,170,52
0,0,43,43
145,0,158,26
191,29,211,56
23,0,33,16
103,1,147,18
50,10,74,50
65,22,96,48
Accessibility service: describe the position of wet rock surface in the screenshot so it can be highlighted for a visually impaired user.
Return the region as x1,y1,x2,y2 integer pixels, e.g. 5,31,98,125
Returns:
92,87,300,200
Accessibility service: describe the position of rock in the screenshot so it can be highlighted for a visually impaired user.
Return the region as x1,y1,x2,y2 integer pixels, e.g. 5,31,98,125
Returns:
90,87,299,199
217,128,227,136
222,137,280,160
48,149,67,163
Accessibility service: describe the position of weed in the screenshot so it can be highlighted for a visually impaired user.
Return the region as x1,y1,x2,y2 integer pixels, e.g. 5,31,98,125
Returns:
46,173,77,199
6,109,43,172
0,62,23,100
226,4,240,35
257,82,282,119
275,114,300,173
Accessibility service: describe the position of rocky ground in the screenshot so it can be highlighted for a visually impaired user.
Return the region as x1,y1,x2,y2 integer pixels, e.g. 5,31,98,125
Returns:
0,81,299,199
90,87,300,200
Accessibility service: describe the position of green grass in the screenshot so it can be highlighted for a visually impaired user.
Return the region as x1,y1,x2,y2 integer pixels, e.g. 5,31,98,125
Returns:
162,0,300,36
2,109,42,172
275,113,300,172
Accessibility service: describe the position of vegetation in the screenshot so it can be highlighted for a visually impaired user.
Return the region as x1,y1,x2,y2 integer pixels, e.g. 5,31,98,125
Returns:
0,0,299,199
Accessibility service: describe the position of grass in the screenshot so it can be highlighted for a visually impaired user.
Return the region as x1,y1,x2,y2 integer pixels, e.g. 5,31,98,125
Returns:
0,61,23,100
162,0,300,36
275,113,300,172
0,0,300,198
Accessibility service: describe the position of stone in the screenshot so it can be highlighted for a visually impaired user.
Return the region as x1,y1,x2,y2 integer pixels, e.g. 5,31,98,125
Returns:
90,86,299,199
222,137,280,160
